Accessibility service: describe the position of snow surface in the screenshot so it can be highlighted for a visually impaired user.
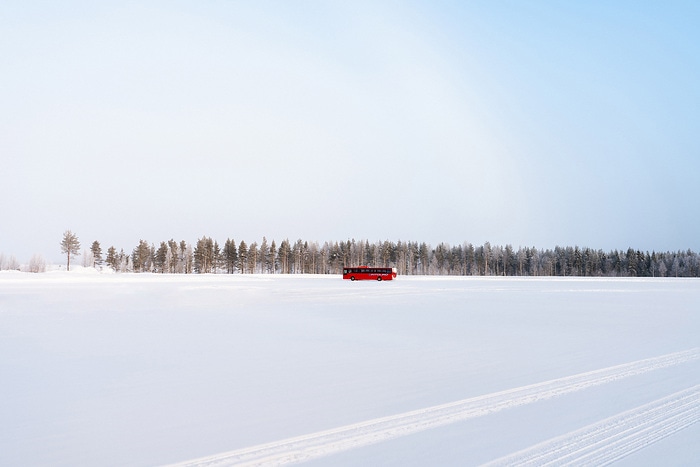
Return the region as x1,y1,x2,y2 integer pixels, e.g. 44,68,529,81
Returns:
1,272,698,466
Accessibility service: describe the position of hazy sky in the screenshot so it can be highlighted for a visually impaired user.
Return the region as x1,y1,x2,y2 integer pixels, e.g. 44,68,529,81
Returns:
2,1,699,263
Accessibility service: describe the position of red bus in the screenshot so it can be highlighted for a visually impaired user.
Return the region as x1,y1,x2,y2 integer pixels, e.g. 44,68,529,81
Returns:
342,266,397,281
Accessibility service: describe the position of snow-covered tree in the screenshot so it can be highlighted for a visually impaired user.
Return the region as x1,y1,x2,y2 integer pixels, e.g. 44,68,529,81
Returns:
82,248,94,268
28,254,46,273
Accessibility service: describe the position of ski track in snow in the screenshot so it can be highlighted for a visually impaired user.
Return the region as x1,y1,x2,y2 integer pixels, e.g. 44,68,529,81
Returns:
167,348,698,467
483,385,700,467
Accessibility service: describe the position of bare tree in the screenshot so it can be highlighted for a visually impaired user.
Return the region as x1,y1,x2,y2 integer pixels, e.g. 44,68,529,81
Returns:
60,230,81,271
82,248,94,268
28,254,46,273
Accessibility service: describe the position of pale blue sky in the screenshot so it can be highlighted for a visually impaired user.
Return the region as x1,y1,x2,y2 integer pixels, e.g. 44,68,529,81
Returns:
2,1,699,263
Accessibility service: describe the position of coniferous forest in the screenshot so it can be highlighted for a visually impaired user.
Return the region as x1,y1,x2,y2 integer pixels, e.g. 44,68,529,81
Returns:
28,233,700,278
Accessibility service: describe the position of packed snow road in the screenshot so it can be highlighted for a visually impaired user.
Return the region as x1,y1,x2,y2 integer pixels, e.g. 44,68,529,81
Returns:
1,272,698,466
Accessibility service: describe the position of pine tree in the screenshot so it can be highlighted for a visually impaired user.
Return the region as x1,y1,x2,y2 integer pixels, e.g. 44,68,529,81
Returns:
194,237,214,273
238,240,248,273
132,240,152,273
91,241,103,268
277,239,290,273
60,230,81,271
269,240,277,273
106,246,118,271
259,237,270,274
292,239,305,273
184,243,194,273
223,238,237,274
213,240,221,273
155,242,169,273
168,240,179,273
248,242,258,273
418,242,429,274
179,241,191,273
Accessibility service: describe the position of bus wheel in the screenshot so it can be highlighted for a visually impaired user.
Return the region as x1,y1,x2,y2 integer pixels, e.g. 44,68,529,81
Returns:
377,276,382,281
350,276,355,281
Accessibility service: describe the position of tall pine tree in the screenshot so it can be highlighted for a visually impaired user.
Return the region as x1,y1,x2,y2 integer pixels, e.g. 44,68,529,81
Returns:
60,230,81,271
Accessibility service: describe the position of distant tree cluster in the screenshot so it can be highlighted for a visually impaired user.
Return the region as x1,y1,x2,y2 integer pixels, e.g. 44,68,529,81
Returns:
0,254,21,271
4,233,698,277
0,253,46,273
75,234,700,278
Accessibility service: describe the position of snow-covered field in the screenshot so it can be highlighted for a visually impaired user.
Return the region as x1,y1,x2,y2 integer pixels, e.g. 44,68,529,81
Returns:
1,271,698,466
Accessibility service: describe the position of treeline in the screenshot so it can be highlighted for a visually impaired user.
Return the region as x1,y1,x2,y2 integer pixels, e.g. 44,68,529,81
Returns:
80,237,700,278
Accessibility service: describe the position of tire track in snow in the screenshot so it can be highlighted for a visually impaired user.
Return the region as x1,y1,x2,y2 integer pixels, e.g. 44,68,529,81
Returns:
483,385,700,466
168,348,698,467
